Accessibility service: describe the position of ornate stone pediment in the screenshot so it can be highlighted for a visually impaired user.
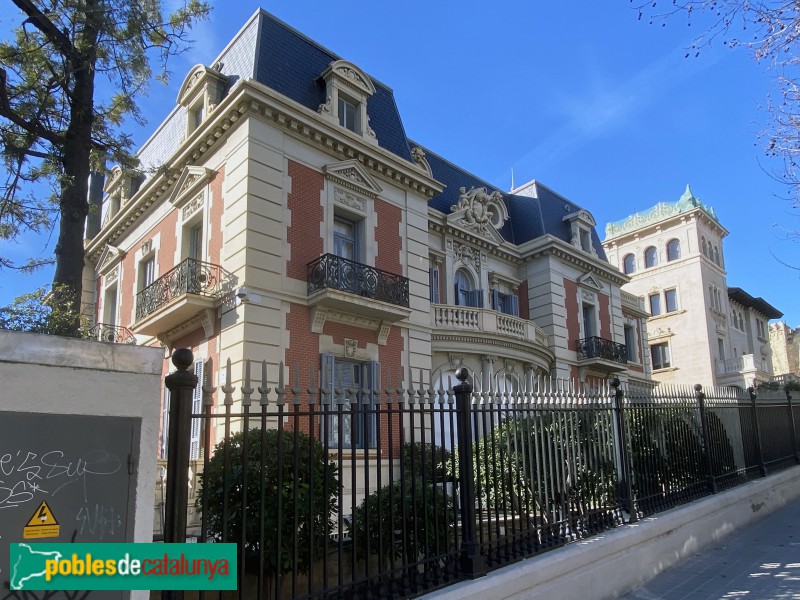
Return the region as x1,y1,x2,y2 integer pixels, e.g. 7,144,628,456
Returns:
324,160,382,197
169,165,214,208
97,244,126,275
578,272,604,291
321,60,376,97
411,146,432,177
447,187,509,244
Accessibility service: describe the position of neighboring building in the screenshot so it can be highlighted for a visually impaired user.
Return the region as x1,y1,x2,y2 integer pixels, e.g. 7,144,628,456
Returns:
603,186,782,388
770,322,800,383
83,8,653,463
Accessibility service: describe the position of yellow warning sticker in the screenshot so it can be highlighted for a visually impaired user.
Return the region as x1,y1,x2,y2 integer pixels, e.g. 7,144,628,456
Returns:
23,501,60,539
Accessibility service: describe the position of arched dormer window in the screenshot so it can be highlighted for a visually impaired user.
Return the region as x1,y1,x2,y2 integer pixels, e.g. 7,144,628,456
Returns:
318,60,378,145
644,246,658,268
666,239,681,261
623,253,636,274
177,64,227,137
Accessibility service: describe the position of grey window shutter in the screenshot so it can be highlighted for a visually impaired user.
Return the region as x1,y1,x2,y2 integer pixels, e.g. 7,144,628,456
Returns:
429,268,440,304
160,387,170,459
321,353,335,444
365,361,380,447
508,294,520,317
469,289,484,308
491,289,501,311
189,359,204,459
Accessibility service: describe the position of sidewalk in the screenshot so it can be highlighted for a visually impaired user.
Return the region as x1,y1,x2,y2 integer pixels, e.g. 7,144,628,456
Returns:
619,497,800,599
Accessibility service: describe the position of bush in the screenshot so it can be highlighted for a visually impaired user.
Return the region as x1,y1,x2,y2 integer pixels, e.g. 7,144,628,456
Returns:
198,428,338,576
400,441,453,481
351,478,455,563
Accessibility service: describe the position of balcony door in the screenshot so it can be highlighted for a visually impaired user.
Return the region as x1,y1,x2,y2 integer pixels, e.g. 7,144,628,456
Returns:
582,303,597,339
334,217,358,261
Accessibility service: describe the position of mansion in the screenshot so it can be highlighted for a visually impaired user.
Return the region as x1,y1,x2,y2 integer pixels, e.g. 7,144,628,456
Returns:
84,7,653,454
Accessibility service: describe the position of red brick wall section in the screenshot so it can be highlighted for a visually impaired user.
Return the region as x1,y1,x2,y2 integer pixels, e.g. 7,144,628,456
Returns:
598,291,611,339
286,160,324,281
518,280,529,320
208,167,225,265
374,198,402,273
379,326,404,456
563,278,579,349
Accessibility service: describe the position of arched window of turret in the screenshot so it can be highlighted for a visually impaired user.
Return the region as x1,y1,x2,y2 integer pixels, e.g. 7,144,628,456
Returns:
701,237,707,256
666,239,681,261
623,253,636,274
644,246,658,268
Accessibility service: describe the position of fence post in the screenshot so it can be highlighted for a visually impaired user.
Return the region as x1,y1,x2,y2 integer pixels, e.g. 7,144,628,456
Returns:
748,387,767,477
163,348,198,543
787,388,800,464
695,384,718,494
454,367,486,579
610,378,636,523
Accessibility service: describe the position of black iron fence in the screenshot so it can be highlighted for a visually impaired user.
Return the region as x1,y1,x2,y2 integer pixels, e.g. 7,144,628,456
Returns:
162,353,800,600
306,253,410,308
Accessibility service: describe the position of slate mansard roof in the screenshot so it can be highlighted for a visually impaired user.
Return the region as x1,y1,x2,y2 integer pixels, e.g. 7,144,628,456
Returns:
179,9,608,260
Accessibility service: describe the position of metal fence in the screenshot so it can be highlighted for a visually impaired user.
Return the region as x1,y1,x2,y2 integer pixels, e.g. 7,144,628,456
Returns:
162,350,800,600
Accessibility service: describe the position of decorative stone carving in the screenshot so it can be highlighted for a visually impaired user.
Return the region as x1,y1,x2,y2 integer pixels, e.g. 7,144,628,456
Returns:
141,239,152,256
448,354,464,370
450,187,509,237
318,95,333,115
453,242,481,270
344,338,358,358
378,323,391,346
324,160,382,196
411,146,432,176
182,193,204,221
106,267,119,284
649,327,674,339
334,187,366,212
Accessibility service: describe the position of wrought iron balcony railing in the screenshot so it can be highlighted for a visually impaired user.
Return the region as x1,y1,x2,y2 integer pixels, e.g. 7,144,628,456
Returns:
307,253,409,308
135,258,234,321
576,336,628,365
88,323,137,344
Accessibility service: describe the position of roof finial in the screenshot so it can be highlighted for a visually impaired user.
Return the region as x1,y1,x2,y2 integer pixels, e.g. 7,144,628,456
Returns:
680,183,695,202
510,167,515,192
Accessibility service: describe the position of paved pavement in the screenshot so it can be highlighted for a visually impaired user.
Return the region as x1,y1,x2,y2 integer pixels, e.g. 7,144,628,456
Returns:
619,497,800,600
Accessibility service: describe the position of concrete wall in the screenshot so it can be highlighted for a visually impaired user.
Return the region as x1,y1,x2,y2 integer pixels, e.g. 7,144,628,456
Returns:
422,465,800,600
0,330,163,600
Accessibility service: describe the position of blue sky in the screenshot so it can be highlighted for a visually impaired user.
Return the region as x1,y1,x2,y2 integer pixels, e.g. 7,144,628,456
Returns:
1,1,797,325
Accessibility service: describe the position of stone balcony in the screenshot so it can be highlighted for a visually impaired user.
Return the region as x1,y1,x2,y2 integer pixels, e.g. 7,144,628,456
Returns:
717,354,771,385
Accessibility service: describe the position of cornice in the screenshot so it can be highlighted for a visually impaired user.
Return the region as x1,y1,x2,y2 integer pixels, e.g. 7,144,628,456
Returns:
429,214,522,265
87,78,444,261
431,332,555,363
521,236,629,286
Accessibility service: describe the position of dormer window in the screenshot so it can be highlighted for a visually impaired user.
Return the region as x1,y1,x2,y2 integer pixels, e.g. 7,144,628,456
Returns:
318,60,377,145
563,209,598,256
177,64,226,137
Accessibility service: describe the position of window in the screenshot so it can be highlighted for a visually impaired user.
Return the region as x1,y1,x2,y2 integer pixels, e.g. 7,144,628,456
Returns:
429,266,440,304
492,290,519,317
664,289,678,313
187,222,203,261
333,217,358,261
644,246,658,268
701,237,707,256
713,246,720,265
582,303,597,338
139,256,155,291
579,229,591,253
322,356,378,449
454,270,483,307
623,253,636,274
103,285,118,326
651,342,671,370
649,293,662,316
624,324,637,362
717,339,725,361
338,95,359,133
666,239,681,261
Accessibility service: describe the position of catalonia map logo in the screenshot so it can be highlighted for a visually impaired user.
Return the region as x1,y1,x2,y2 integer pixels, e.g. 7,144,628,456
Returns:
10,543,237,590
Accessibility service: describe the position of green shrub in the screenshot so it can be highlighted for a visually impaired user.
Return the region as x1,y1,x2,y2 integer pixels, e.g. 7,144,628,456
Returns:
198,428,338,576
351,478,455,563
